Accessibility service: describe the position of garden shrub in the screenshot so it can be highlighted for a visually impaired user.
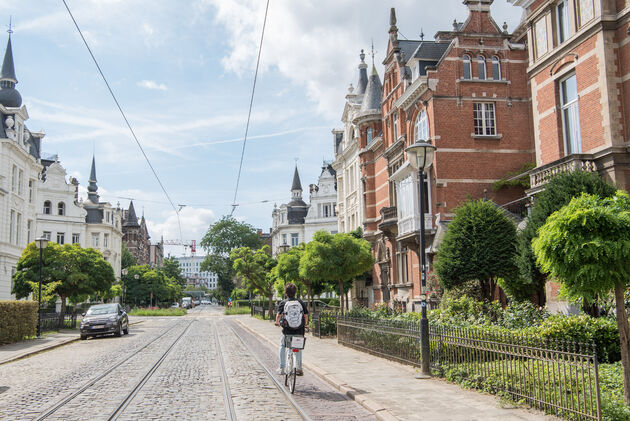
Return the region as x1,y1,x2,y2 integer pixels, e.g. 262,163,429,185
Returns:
500,300,549,329
0,300,38,344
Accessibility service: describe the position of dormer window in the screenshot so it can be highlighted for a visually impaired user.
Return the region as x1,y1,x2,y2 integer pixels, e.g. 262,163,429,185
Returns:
462,55,472,80
477,56,486,80
58,202,65,216
43,201,51,215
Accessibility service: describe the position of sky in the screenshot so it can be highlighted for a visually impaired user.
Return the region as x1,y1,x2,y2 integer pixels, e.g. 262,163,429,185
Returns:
1,0,524,257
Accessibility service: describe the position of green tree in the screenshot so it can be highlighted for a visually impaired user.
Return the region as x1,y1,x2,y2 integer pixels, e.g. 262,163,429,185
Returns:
161,256,185,287
276,244,312,310
13,243,115,324
511,170,616,303
121,243,137,269
435,199,517,302
123,264,181,307
300,231,373,314
200,216,262,300
532,191,630,404
231,245,276,315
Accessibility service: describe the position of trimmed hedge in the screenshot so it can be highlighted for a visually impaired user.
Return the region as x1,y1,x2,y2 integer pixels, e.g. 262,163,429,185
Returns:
0,300,38,345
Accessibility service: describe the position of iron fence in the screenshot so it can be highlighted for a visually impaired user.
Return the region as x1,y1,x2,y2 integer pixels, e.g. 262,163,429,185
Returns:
252,306,276,321
336,317,601,421
311,309,339,337
39,312,78,332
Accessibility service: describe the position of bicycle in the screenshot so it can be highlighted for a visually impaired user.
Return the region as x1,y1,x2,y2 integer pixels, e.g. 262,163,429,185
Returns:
284,335,305,394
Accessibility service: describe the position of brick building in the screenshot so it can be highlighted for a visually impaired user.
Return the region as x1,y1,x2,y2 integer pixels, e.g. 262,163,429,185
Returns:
122,201,151,265
361,0,534,311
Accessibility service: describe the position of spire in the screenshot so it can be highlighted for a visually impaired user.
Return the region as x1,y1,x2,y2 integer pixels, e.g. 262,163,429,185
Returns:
388,8,399,52
360,65,383,113
87,155,99,203
291,165,302,192
0,29,22,108
124,201,140,227
355,49,368,95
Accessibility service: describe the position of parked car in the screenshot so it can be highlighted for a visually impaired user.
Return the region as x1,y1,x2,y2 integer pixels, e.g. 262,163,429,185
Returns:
80,303,129,340
194,299,201,306
181,297,192,309
201,299,211,305
170,302,180,308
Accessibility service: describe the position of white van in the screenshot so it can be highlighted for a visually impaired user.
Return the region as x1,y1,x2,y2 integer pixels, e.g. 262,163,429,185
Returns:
181,297,192,309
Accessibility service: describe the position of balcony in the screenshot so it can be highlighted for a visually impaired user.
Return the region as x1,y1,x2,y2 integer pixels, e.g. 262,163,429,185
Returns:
398,213,433,237
529,154,597,194
378,206,398,238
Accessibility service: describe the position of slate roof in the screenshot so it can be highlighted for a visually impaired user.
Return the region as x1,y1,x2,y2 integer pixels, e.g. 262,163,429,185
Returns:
355,51,369,95
0,35,22,108
360,66,383,112
124,201,140,227
412,41,451,61
87,156,99,203
291,166,302,191
1,36,16,82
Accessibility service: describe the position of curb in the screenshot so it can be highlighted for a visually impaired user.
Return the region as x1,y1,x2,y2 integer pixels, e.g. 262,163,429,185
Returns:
0,320,144,366
235,319,400,421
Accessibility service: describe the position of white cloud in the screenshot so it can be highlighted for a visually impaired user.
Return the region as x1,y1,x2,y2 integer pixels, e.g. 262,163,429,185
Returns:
146,207,216,256
137,80,168,91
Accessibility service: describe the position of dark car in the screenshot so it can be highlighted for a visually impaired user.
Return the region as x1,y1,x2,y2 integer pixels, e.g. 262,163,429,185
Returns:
80,303,129,340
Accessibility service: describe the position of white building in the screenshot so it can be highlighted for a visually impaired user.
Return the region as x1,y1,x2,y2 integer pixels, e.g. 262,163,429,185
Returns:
332,51,368,235
36,158,87,248
174,255,217,289
0,34,45,300
271,164,338,257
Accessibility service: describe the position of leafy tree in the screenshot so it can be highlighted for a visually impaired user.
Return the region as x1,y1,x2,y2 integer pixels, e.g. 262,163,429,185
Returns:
276,244,313,311
300,231,373,314
121,243,137,269
231,245,276,315
200,216,262,301
13,243,115,324
510,170,616,304
435,199,517,302
532,191,630,404
123,264,181,307
161,257,185,287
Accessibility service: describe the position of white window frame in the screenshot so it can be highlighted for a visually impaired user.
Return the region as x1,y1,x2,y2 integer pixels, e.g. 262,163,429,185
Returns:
56,232,65,245
11,165,17,192
16,213,21,245
9,210,15,244
28,180,34,203
72,233,80,244
104,233,109,248
473,102,497,136
43,231,51,241
556,0,571,44
462,54,472,80
477,55,486,80
492,56,501,80
393,113,398,141
18,169,23,196
560,74,581,155
291,233,299,247
414,110,429,142
58,202,65,216
27,220,32,243
43,201,51,215
92,233,100,248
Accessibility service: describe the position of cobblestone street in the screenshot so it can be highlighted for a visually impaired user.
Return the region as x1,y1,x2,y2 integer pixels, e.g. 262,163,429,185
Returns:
0,306,375,420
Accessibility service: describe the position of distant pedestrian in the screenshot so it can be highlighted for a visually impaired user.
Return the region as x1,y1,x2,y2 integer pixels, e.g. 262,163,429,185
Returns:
275,282,308,376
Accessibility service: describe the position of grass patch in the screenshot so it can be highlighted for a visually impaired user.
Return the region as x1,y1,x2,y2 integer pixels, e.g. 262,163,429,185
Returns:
128,308,187,316
224,306,251,316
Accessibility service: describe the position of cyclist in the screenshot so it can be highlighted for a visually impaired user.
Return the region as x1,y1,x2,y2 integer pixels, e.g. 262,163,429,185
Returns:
275,282,308,376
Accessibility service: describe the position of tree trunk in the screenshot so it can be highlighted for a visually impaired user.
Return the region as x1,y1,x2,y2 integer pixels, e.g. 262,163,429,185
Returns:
583,295,600,318
268,293,274,321
58,294,67,329
339,280,345,315
307,283,313,314
614,283,630,405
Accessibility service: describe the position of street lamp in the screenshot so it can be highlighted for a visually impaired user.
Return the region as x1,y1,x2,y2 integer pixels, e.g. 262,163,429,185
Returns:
405,140,436,377
134,274,140,306
34,236,49,339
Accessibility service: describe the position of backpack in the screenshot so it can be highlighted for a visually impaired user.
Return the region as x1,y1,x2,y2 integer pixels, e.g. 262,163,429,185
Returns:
282,300,304,329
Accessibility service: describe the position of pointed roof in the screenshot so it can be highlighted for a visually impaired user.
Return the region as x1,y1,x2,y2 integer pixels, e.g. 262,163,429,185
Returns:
1,35,16,83
124,201,140,227
360,66,383,112
87,155,99,203
355,50,368,95
291,166,302,191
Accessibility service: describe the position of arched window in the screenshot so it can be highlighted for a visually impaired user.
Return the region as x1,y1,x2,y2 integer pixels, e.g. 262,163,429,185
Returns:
367,127,373,144
462,55,471,80
492,56,501,80
477,55,486,80
58,202,65,216
414,110,429,142
43,200,51,215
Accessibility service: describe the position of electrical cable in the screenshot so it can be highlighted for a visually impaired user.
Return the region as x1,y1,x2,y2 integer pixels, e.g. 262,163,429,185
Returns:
230,0,270,217
61,0,184,242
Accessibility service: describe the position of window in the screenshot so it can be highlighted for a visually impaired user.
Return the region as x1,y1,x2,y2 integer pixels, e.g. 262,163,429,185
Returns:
291,233,299,247
16,213,21,245
477,56,486,80
492,56,501,80
397,244,409,284
43,201,51,215
414,110,429,141
92,233,100,247
28,180,33,203
27,220,32,243
323,204,332,218
473,103,497,136
462,55,471,80
535,17,548,57
104,233,109,248
578,0,594,25
56,232,65,245
556,0,571,44
11,165,17,192
72,233,80,244
560,74,581,154
367,127,373,144
393,113,398,141
9,210,15,244
43,231,51,241
58,202,65,216
18,170,23,195
106,212,110,223
282,233,287,245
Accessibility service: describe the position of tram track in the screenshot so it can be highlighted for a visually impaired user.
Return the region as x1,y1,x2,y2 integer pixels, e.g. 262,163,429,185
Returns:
35,319,193,421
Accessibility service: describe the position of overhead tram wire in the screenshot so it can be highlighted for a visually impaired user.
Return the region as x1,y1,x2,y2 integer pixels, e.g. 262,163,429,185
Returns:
61,0,183,242
230,0,271,217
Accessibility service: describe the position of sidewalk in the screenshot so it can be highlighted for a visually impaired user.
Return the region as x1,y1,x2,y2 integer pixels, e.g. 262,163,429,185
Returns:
0,318,144,365
236,316,558,421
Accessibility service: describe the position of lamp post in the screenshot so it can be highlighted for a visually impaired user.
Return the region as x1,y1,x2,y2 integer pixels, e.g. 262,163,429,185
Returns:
405,140,436,377
121,268,128,306
34,236,49,339
134,273,140,306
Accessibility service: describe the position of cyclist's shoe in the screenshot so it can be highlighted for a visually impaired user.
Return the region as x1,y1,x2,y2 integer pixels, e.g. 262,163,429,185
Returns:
276,367,286,375
296,369,304,376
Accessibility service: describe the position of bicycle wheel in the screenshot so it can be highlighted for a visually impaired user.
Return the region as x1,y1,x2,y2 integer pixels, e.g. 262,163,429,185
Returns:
284,348,293,386
289,353,297,394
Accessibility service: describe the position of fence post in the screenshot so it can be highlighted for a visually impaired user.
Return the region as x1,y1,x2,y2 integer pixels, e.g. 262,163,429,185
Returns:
593,343,602,421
